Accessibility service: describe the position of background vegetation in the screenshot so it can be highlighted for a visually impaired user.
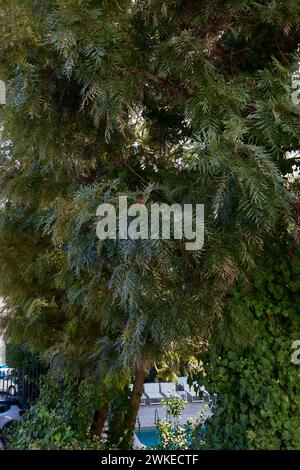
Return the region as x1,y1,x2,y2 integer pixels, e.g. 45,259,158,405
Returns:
197,236,300,449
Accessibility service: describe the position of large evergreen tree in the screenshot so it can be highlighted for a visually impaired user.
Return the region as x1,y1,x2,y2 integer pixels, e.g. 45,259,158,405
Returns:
0,0,299,446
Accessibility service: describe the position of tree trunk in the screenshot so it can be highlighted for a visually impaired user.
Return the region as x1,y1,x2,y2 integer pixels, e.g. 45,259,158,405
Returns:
91,402,109,437
122,366,146,449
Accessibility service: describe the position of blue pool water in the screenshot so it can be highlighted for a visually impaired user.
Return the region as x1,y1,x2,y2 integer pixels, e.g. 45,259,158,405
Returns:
136,425,206,449
135,427,161,448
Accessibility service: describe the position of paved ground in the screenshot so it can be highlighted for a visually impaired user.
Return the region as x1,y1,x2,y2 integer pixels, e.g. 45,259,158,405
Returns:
136,401,212,428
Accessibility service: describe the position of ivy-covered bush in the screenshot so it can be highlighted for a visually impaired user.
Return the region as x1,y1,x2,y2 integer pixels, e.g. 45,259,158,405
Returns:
197,240,300,450
2,375,105,450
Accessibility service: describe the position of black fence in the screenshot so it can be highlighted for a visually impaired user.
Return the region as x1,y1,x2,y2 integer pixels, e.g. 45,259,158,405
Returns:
0,366,46,407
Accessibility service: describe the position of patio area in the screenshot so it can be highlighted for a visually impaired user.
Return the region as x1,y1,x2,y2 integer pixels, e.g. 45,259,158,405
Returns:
136,401,212,428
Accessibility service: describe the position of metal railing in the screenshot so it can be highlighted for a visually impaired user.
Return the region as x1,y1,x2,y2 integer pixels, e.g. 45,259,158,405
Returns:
0,366,46,407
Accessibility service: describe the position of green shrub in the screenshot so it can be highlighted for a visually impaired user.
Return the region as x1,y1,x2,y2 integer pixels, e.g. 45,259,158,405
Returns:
197,241,300,450
2,375,105,450
155,395,208,450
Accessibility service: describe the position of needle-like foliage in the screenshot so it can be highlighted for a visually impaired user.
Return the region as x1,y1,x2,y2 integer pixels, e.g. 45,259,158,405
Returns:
0,1,299,442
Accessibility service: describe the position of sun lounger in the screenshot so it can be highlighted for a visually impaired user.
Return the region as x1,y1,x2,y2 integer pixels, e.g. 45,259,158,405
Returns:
160,382,187,401
143,382,163,405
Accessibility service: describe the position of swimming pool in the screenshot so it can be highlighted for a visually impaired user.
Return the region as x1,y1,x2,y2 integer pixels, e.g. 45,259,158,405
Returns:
135,427,161,448
135,424,206,449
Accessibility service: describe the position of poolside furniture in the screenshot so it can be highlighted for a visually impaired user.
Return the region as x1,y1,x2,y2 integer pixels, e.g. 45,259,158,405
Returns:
160,382,187,401
129,384,147,405
143,382,164,405
177,376,209,403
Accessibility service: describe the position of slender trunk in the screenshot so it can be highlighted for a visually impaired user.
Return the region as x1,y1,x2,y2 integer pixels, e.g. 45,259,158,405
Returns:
130,366,146,428
122,366,146,449
91,402,109,437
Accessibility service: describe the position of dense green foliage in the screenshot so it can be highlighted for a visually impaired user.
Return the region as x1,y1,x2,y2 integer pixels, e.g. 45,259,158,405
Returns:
0,0,299,448
2,375,105,450
5,343,41,370
1,0,299,369
197,238,300,449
